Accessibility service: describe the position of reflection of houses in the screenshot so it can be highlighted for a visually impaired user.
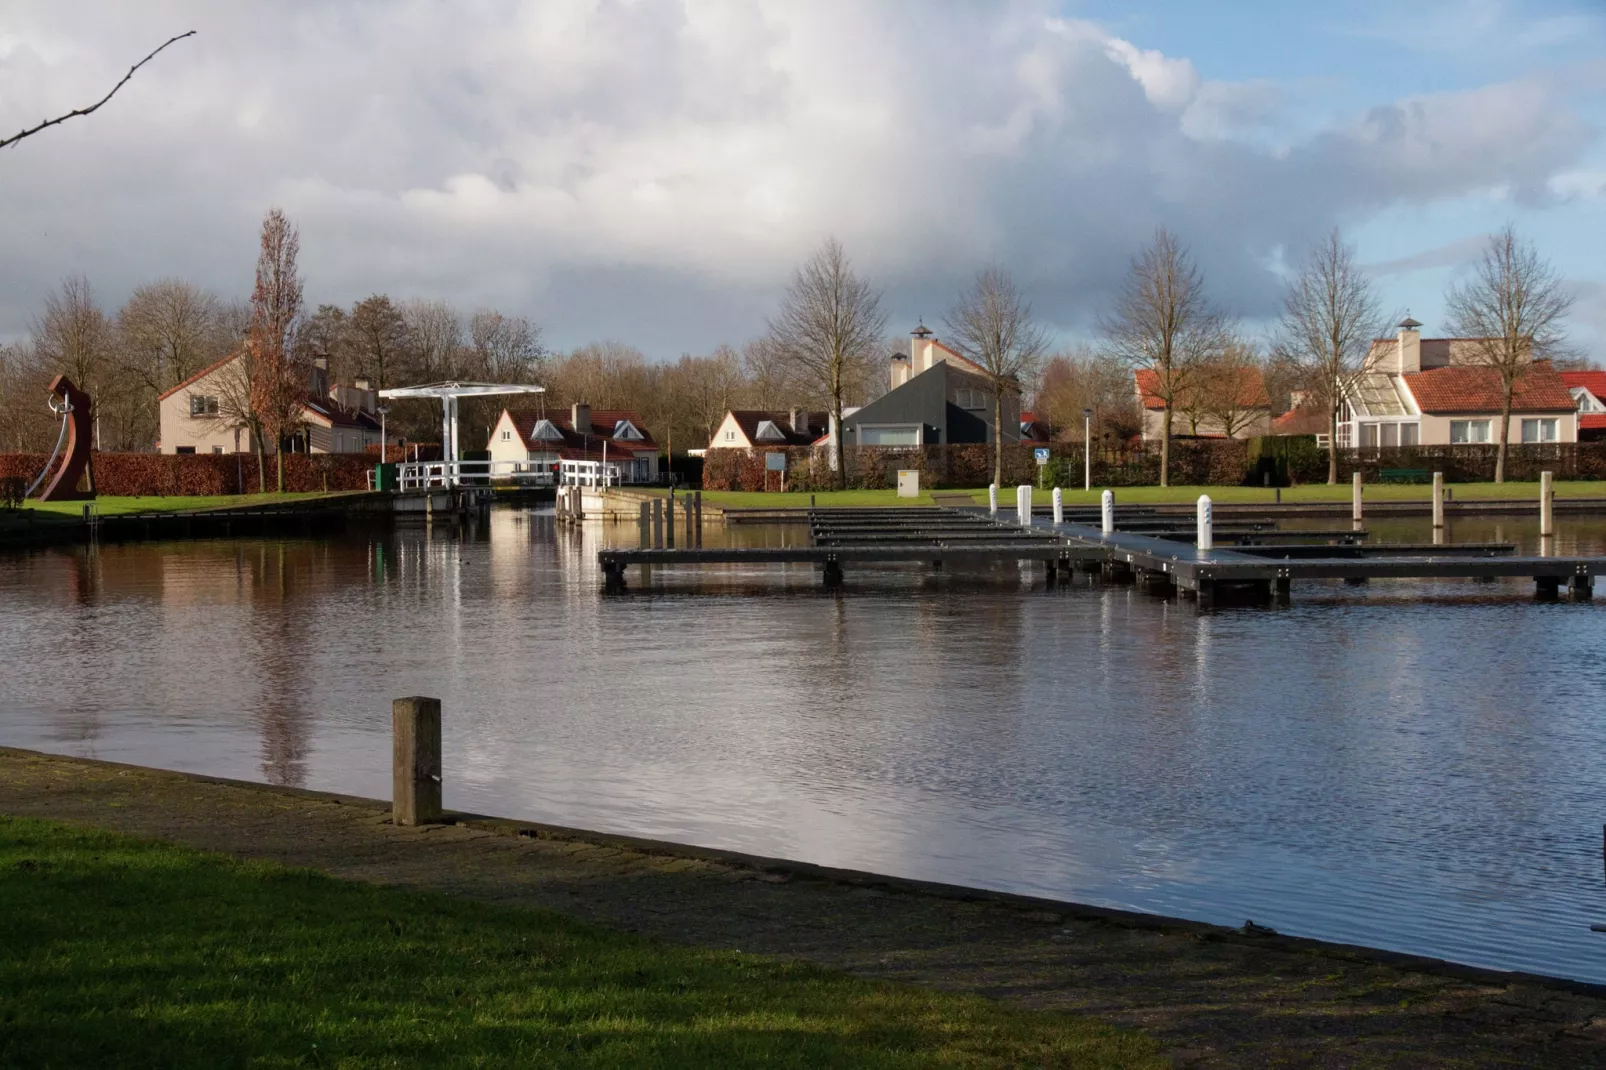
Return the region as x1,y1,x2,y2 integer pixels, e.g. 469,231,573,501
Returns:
707,409,827,449
840,325,1021,446
487,403,660,483
1339,318,1576,447
158,354,390,455
1561,371,1606,442
1135,366,1271,441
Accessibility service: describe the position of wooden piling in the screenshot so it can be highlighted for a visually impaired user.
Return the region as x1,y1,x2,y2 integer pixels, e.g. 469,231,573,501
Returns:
1432,472,1445,538
666,490,676,549
392,696,442,826
1352,472,1362,523
694,491,704,549
639,501,650,548
1541,471,1555,539
652,498,663,548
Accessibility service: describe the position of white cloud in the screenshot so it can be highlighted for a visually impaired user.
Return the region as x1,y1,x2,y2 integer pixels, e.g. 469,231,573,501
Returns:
0,0,1595,353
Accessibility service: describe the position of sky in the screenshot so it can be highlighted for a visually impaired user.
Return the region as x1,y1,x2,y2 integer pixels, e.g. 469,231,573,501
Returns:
0,0,1602,359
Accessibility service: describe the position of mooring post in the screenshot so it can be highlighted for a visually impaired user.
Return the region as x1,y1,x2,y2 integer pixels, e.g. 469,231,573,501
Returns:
1196,494,1213,551
693,490,703,549
1101,489,1114,534
988,483,998,515
1352,472,1363,524
651,498,663,548
1570,573,1592,602
638,501,650,549
1017,484,1032,526
1052,486,1064,525
666,489,676,549
392,696,442,827
1541,471,1555,539
1432,471,1445,540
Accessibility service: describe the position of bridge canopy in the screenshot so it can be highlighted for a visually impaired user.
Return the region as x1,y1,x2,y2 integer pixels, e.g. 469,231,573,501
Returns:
378,381,546,483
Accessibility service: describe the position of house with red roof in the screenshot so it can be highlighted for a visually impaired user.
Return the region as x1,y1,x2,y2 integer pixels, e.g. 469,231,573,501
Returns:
157,353,391,455
1338,318,1577,447
487,403,660,483
1134,365,1272,441
1560,370,1606,441
707,409,829,450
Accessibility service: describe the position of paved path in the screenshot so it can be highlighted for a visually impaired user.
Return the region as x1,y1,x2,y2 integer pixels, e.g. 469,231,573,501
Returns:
3,747,1603,1069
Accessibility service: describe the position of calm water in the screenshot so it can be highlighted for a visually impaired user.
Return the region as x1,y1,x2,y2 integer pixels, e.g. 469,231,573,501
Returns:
4,508,1606,984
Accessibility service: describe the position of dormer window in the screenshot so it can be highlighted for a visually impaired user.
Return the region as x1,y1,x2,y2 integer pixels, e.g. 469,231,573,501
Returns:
530,419,565,441
754,420,787,442
612,419,644,441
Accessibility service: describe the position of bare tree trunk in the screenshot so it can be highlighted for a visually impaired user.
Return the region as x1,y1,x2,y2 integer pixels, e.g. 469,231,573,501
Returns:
1328,406,1340,485
253,435,266,493
1496,384,1512,484
276,446,285,494
1160,404,1172,487
992,389,1004,488
832,366,846,490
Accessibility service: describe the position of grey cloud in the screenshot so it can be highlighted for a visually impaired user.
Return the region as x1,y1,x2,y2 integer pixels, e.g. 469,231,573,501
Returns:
0,0,1596,355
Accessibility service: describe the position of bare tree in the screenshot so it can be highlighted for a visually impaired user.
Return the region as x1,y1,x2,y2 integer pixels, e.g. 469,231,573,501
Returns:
298,304,354,385
1196,338,1266,439
32,275,117,449
248,207,305,493
1103,227,1225,487
117,279,224,396
740,337,794,411
1,32,195,150
944,266,1050,487
667,347,743,448
1273,228,1388,484
1036,344,1137,445
468,309,546,382
348,294,408,390
1445,224,1576,483
768,239,886,487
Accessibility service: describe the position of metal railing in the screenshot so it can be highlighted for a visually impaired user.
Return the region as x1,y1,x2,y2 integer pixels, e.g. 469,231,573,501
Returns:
396,460,556,490
558,459,625,487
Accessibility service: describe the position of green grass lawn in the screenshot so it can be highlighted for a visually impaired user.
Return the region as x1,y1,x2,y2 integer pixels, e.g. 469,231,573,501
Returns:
18,491,360,518
0,816,1160,1068
686,481,1603,509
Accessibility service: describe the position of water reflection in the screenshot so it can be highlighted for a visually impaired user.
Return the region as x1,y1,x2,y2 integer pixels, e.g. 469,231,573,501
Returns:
2,509,1606,984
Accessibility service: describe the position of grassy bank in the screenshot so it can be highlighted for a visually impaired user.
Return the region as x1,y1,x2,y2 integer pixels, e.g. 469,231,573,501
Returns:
19,491,362,518
682,481,1604,509
0,816,1158,1068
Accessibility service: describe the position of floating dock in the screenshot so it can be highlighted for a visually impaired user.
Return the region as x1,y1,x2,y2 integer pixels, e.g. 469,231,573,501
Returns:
596,506,1599,606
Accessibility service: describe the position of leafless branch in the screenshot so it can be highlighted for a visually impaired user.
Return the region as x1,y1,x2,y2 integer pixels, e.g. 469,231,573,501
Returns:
1,31,196,150
944,266,1049,487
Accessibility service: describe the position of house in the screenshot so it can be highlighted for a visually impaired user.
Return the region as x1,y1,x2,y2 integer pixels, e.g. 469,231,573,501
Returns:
158,353,390,455
487,403,660,483
1135,366,1272,441
839,325,1022,446
707,409,828,450
1269,390,1332,441
1338,318,1577,447
1560,371,1606,442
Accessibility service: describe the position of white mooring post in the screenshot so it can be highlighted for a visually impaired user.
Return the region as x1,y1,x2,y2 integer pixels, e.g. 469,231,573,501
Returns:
1101,489,1114,534
1052,486,1063,525
1432,471,1445,535
1196,494,1213,551
1541,470,1555,539
1017,485,1032,526
1352,471,1363,523
988,483,999,515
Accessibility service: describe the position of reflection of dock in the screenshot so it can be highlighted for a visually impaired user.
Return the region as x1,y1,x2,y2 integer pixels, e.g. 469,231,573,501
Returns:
598,505,1602,607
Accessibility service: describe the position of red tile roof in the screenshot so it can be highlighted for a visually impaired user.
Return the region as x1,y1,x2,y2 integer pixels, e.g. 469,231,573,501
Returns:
1135,367,1270,411
725,410,829,447
1561,370,1606,399
1403,362,1575,414
157,352,239,401
1271,406,1329,435
501,408,658,454
1582,414,1606,431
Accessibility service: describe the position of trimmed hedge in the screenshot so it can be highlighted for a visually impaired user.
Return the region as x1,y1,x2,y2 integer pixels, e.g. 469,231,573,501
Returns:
704,440,1606,491
0,452,376,497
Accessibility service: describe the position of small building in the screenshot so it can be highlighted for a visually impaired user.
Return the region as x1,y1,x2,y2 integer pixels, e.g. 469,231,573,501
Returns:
1135,366,1272,441
1339,318,1577,447
707,409,828,450
839,325,1021,446
158,353,390,455
1561,371,1606,442
488,403,660,483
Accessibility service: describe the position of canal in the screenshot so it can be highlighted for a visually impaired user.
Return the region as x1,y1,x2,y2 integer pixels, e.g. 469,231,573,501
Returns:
2,507,1605,984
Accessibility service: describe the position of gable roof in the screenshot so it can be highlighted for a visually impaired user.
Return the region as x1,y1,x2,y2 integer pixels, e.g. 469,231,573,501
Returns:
929,339,989,377
1561,370,1606,399
158,352,239,401
1403,362,1575,414
500,408,658,454
1271,405,1329,436
300,396,379,430
1135,367,1270,411
725,410,828,447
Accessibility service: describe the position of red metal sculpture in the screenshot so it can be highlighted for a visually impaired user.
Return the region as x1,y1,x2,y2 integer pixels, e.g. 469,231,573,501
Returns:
36,375,95,501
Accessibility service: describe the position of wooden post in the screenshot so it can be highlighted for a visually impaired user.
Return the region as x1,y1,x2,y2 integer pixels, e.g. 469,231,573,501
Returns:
652,498,663,548
639,501,650,548
1351,471,1363,523
666,489,676,549
693,490,703,548
1541,471,1555,539
393,696,442,826
1432,471,1445,535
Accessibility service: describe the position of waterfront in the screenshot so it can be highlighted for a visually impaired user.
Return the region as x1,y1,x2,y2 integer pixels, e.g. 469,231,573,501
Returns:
3,507,1606,984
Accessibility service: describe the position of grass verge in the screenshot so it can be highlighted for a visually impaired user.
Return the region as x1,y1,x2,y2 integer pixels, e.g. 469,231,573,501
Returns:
19,491,362,518
0,816,1161,1068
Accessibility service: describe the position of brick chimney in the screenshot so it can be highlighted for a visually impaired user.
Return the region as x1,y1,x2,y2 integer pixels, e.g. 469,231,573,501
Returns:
571,402,592,434
1396,317,1422,375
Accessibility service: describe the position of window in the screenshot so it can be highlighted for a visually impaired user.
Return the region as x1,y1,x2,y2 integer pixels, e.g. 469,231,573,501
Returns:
1400,422,1419,446
189,395,219,417
754,420,786,442
724,430,736,442
1449,419,1492,444
212,445,224,455
530,419,565,441
1521,417,1559,443
954,388,988,411
175,446,196,455
1380,423,1398,447
1359,423,1377,447
501,430,511,441
857,425,920,446
612,419,644,441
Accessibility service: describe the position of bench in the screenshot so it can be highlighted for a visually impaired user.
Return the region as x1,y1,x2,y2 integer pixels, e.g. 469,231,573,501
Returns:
1379,468,1430,484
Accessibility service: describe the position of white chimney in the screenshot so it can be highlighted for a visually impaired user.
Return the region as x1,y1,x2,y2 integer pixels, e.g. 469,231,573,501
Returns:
571,402,592,434
1396,317,1422,375
910,323,936,375
789,408,806,435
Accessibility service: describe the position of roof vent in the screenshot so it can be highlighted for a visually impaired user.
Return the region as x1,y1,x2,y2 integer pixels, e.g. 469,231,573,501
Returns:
1398,316,1422,330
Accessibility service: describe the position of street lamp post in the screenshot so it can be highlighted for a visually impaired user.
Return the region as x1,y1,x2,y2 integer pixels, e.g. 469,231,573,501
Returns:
1082,408,1094,492
376,405,389,462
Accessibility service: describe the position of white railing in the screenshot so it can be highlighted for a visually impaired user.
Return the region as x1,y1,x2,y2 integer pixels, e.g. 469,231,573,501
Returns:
559,459,624,487
395,459,557,491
